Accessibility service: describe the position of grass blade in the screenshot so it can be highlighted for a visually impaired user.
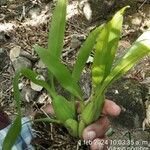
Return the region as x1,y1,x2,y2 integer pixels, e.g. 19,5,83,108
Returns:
2,117,21,150
72,25,103,81
48,0,67,59
34,45,82,100
2,72,21,150
33,117,61,124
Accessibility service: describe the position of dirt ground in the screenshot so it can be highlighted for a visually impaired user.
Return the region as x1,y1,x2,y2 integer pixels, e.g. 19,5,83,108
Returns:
0,0,150,149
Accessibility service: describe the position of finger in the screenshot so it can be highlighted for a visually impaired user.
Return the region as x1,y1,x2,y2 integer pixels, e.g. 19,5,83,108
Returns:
102,100,121,116
82,116,109,141
77,100,121,116
90,137,109,150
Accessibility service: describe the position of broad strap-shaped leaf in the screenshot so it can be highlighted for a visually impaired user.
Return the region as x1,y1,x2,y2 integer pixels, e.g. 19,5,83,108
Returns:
3,72,21,150
72,25,104,82
105,6,130,76
64,119,78,137
92,6,129,88
52,95,76,123
79,93,104,137
92,25,109,87
48,0,67,59
52,95,78,137
100,28,150,93
81,93,104,125
34,45,82,99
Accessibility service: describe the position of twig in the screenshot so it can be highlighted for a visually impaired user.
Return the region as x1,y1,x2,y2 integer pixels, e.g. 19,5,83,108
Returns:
139,0,148,9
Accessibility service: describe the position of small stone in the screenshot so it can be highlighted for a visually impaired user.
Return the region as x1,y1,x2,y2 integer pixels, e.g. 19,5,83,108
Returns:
30,75,45,92
128,13,143,29
28,5,41,19
36,68,48,80
114,90,119,94
70,35,81,49
37,92,52,104
77,34,86,41
12,56,32,71
37,93,47,104
0,48,7,71
21,85,38,102
131,16,142,26
83,2,92,20
9,46,21,62
37,59,46,69
20,50,37,62
86,55,93,63
18,82,24,90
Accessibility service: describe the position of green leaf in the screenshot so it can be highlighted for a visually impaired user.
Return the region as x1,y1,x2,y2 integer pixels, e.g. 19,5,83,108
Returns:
81,94,104,125
20,68,56,98
64,119,78,137
92,6,129,88
48,0,67,59
92,25,109,87
2,117,21,150
2,72,21,150
34,45,82,99
72,25,104,82
34,117,61,124
3,68,56,149
79,93,104,137
101,28,150,93
52,95,76,123
105,6,129,76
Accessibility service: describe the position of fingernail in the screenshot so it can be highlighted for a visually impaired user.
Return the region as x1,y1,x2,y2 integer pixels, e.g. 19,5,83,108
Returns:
86,131,96,140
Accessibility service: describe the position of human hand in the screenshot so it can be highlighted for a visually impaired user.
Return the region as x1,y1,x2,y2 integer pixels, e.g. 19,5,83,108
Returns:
40,99,121,150
82,100,121,150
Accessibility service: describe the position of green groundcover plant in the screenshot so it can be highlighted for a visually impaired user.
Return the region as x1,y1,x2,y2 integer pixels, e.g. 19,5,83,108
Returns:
3,0,150,149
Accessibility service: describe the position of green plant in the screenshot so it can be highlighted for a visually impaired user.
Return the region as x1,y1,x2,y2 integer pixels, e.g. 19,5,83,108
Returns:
3,0,150,149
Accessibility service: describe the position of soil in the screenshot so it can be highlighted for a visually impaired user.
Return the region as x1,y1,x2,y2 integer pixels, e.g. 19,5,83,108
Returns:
0,0,150,149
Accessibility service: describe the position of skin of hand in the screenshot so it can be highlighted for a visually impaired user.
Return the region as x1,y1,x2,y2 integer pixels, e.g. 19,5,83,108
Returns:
82,100,121,150
40,100,121,150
